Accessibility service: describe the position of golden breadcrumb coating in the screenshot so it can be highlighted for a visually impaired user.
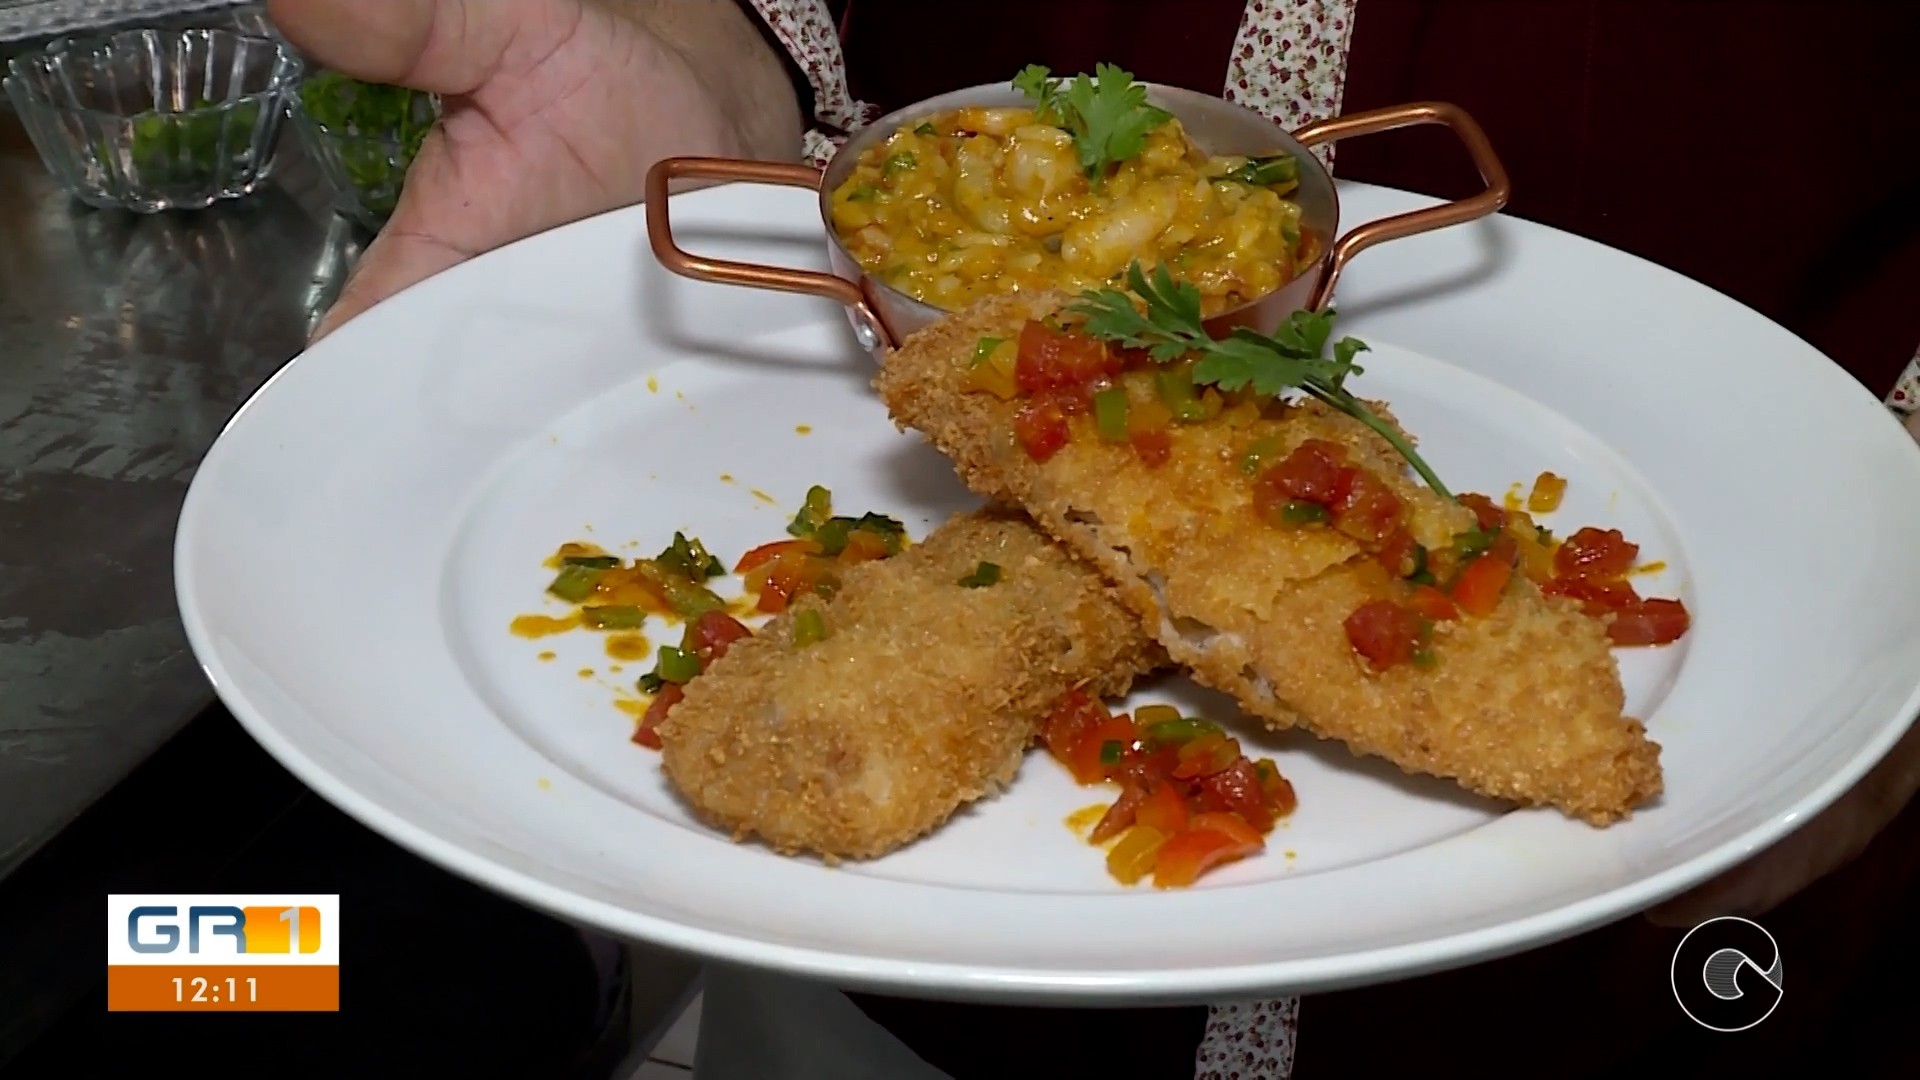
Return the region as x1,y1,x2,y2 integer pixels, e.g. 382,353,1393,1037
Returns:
657,507,1163,860
876,290,1662,825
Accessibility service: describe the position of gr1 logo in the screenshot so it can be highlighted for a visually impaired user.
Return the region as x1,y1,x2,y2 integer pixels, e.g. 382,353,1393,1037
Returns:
107,894,340,1012
127,903,322,955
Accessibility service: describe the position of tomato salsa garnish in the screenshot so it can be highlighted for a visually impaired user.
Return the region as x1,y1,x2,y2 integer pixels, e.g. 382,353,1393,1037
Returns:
1042,690,1297,889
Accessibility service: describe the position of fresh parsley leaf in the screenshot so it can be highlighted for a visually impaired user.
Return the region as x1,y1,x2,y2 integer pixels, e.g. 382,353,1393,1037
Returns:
1012,64,1062,122
1013,62,1171,188
1066,262,1454,499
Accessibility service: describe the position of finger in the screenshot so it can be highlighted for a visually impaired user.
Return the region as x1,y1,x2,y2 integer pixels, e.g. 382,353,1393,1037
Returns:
266,0,522,94
309,223,470,342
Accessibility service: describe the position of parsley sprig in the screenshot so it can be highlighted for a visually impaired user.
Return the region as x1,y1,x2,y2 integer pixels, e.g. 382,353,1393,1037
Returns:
1067,263,1453,499
1012,63,1171,190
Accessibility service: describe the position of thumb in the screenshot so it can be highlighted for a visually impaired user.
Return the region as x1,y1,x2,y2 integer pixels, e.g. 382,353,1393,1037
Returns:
266,0,534,94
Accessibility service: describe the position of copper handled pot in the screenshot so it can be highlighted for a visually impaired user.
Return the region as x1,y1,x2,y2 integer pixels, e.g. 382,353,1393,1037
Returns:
644,84,1510,356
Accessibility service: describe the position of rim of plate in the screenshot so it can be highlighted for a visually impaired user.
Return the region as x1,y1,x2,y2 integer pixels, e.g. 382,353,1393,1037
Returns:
174,183,1920,999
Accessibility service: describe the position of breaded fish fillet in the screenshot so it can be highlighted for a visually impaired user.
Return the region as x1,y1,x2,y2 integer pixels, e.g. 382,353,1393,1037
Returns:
657,507,1163,860
876,290,1662,825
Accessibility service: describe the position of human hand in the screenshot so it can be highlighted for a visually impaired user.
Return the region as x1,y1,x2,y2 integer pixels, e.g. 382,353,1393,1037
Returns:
1645,719,1920,927
268,0,800,339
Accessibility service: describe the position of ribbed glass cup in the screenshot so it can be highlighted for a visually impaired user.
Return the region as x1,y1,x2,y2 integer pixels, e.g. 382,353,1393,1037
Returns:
3,27,300,211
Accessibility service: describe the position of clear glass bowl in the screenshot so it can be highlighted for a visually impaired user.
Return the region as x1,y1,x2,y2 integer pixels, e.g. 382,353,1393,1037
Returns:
3,27,300,212
289,72,438,231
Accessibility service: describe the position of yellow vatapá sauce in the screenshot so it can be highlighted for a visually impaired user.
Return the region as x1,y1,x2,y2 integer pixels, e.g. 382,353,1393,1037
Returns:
828,103,1317,316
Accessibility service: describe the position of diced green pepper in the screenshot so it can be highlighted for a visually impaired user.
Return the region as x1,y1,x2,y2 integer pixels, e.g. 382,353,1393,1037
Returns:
958,561,1002,588
654,646,702,684
636,562,725,618
563,554,620,569
1092,387,1130,442
1412,648,1438,670
1407,543,1430,582
787,485,834,539
637,672,665,694
1155,367,1219,422
656,532,725,580
812,518,854,556
1145,717,1221,745
1240,435,1284,476
1280,500,1329,525
547,564,602,603
883,151,916,174
1453,527,1499,561
580,605,646,630
971,337,1004,366
793,608,828,647
1098,739,1124,765
913,121,937,136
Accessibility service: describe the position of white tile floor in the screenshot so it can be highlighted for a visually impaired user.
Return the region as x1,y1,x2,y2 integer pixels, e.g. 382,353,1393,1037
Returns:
626,992,701,1078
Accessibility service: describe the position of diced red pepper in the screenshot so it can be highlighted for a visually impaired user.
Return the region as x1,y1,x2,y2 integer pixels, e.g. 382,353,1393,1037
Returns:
1331,467,1404,544
1407,584,1459,622
1089,783,1147,844
1376,528,1419,578
1130,428,1172,468
1152,827,1263,888
1191,759,1277,832
1187,811,1265,848
1135,782,1190,835
683,611,751,667
1066,714,1139,785
1344,599,1424,669
1012,397,1071,462
633,683,684,749
1605,598,1691,646
1458,492,1508,531
1554,527,1639,581
754,550,819,614
1451,552,1513,616
1542,575,1643,618
1172,732,1241,779
735,538,820,574
1261,440,1347,505
1015,320,1121,395
1041,689,1109,767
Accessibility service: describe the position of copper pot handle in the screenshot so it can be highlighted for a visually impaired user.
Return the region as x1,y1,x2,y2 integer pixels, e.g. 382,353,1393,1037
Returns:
644,157,893,346
1292,101,1511,310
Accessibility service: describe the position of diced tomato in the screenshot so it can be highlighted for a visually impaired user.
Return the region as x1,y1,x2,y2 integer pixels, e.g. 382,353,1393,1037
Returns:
1066,715,1139,785
1376,528,1419,578
633,683,684,749
1261,440,1347,505
735,538,820,574
1407,584,1459,622
1187,812,1265,848
1135,782,1190,835
1331,468,1404,544
1344,599,1424,669
1015,320,1120,395
1554,527,1639,581
1192,759,1277,832
1458,492,1508,531
1451,552,1513,616
1115,741,1181,788
1542,575,1642,618
1089,783,1147,844
1152,827,1263,888
1012,397,1071,462
839,529,892,565
1605,598,1691,646
1130,428,1172,468
684,611,752,666
1041,689,1110,766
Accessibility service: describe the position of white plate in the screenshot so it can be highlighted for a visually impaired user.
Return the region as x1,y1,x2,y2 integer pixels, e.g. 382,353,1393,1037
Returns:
175,181,1920,1003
